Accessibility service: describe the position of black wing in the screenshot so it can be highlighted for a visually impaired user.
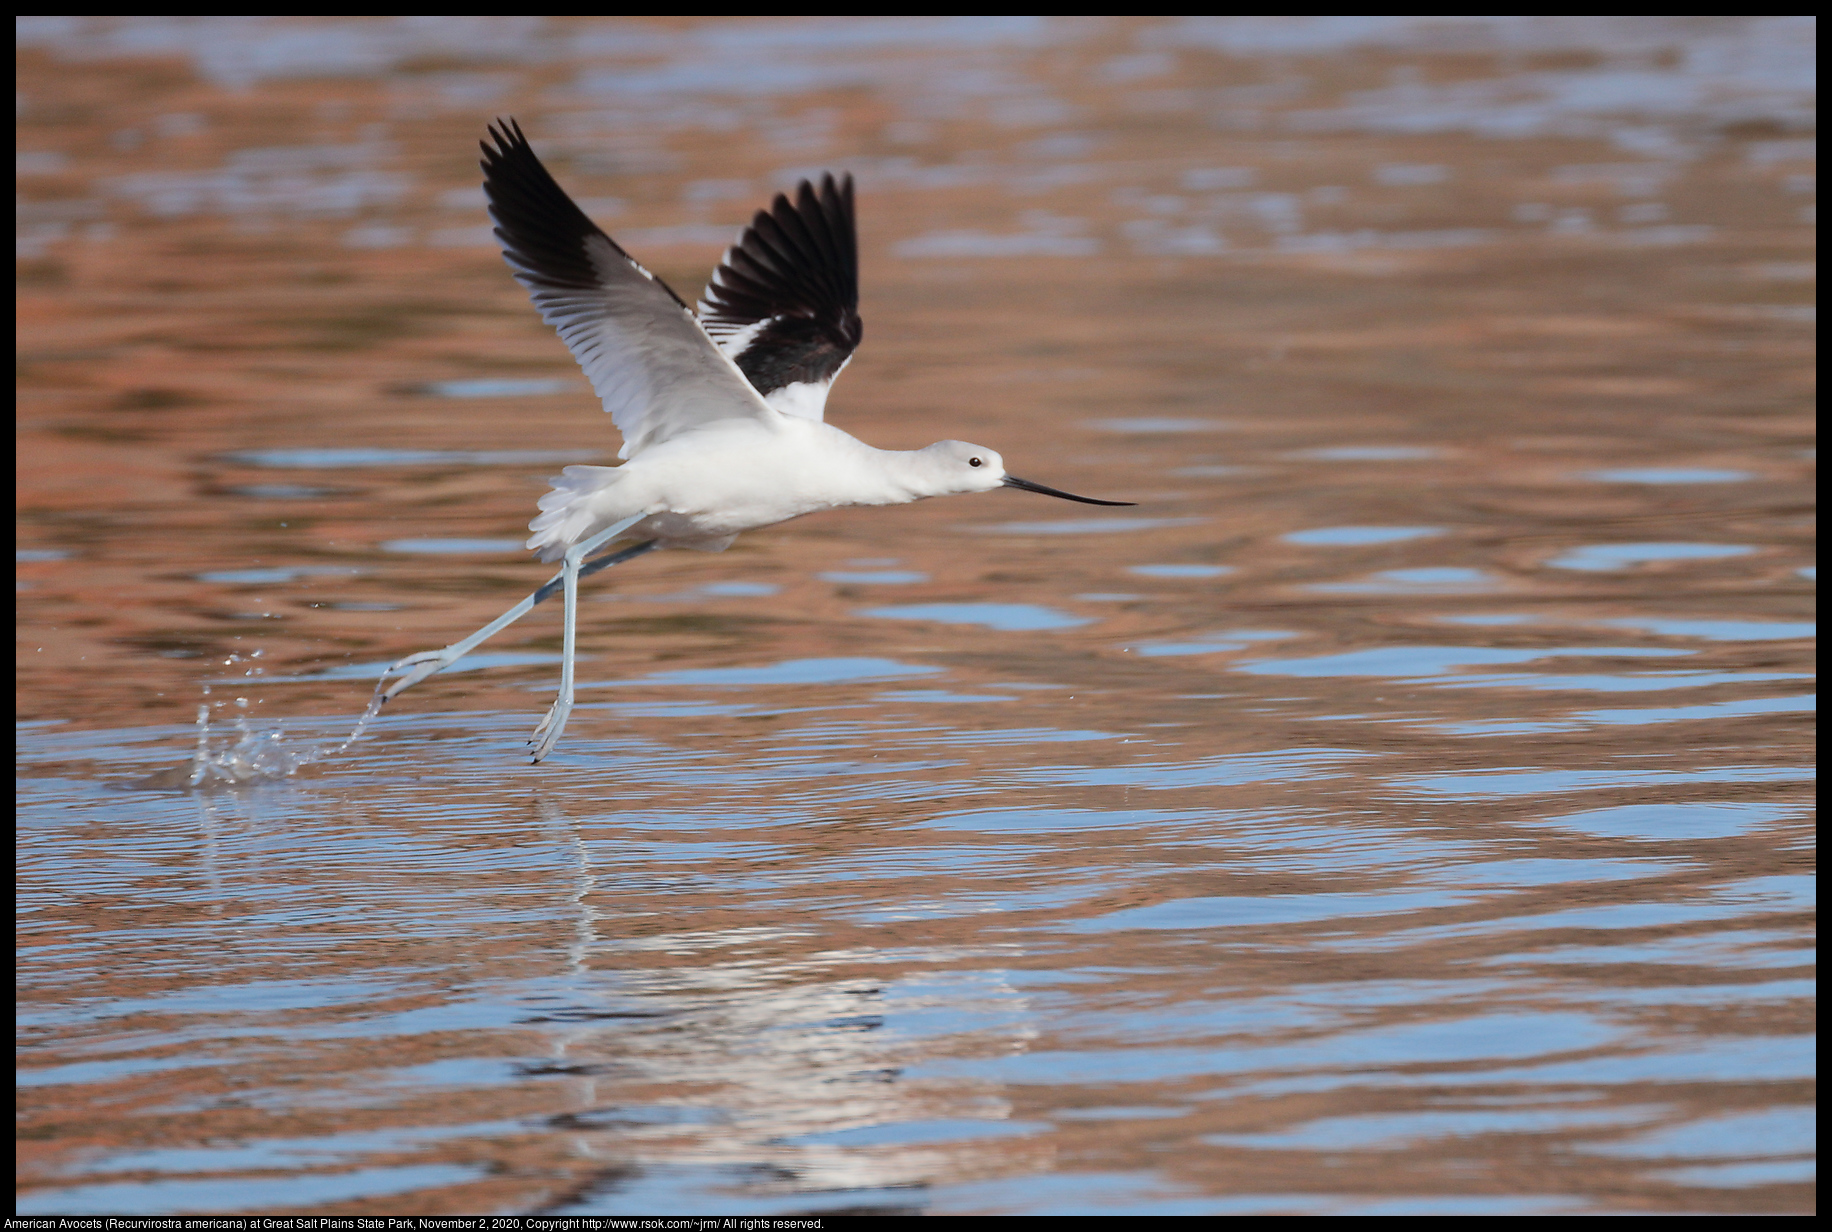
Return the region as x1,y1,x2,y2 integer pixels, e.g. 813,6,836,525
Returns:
697,173,862,420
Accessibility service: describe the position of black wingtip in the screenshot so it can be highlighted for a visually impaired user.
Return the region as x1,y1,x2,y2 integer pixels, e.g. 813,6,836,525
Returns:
476,117,693,312
698,166,863,397
481,116,525,165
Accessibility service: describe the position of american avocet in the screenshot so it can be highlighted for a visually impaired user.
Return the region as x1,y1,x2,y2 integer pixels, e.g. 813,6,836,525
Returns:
375,120,1131,762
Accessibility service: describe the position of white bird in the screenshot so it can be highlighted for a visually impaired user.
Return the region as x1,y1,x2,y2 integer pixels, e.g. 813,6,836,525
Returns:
374,120,1132,761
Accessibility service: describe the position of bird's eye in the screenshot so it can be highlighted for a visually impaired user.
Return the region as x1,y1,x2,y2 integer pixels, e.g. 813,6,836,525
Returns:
969,457,983,467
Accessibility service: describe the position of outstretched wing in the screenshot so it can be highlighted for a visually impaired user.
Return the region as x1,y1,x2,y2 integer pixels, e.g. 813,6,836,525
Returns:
481,119,775,461
697,173,862,423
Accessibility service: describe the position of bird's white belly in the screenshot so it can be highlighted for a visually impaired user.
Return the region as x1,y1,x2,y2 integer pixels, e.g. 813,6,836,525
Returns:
529,420,921,559
621,423,899,546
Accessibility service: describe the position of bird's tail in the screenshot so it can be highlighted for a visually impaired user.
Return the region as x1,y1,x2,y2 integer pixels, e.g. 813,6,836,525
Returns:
526,465,625,563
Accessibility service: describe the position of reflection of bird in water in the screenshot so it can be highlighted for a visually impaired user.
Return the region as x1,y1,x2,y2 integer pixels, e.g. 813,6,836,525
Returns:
374,119,1130,761
528,797,1043,1213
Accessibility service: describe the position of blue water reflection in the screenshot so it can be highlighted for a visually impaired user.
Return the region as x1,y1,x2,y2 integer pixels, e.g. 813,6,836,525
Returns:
1548,543,1756,571
417,378,572,398
821,570,928,584
197,566,364,584
1128,564,1233,578
1602,618,1814,641
607,656,944,686
1205,1104,1655,1150
15,1165,487,1217
1587,468,1751,484
1521,801,1809,841
1293,446,1442,461
1308,568,1494,593
1283,526,1444,546
860,603,1091,630
1578,1106,1815,1160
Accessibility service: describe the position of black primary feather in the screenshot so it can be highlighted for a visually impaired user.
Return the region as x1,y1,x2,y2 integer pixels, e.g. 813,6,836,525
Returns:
698,173,863,398
479,118,693,314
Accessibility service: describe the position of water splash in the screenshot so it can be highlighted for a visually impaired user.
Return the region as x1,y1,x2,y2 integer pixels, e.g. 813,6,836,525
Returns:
183,694,385,788
188,703,303,786
179,647,386,788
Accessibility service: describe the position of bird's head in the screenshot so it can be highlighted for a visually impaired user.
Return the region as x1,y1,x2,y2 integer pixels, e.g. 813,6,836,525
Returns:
918,440,1133,505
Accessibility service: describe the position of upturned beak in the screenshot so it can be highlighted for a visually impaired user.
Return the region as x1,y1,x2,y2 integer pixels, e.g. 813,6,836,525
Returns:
1002,475,1134,507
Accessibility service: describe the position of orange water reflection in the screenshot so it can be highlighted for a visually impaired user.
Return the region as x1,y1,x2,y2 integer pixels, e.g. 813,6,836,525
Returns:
17,17,1814,1217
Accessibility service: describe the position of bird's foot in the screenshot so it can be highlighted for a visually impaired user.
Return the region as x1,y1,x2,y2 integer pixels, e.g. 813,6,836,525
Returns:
377,648,461,703
529,695,573,763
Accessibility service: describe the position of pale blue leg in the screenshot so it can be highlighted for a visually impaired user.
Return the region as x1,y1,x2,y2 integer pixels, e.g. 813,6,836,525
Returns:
528,537,586,763
374,514,648,712
529,516,657,762
376,590,550,703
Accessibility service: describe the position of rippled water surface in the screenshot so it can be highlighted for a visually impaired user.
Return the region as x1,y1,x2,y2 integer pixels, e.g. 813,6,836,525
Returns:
17,16,1815,1216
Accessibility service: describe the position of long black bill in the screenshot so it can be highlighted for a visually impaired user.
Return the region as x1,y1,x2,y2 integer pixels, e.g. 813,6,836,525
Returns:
1003,475,1134,507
